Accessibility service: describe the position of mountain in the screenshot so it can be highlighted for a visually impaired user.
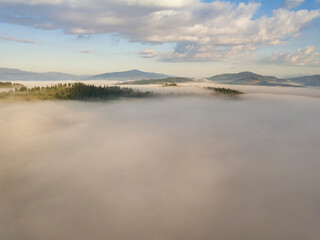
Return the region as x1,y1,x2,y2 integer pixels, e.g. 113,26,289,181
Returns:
91,69,171,81
0,68,171,81
207,72,297,87
287,75,320,87
0,68,89,81
121,77,194,85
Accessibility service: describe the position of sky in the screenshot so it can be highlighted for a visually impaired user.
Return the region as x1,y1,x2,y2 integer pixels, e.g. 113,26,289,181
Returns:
0,0,319,78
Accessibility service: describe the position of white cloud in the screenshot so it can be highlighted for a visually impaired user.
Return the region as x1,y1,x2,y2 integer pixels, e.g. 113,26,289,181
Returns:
0,0,196,8
0,34,40,44
0,0,319,62
126,0,196,8
268,46,319,66
281,0,305,9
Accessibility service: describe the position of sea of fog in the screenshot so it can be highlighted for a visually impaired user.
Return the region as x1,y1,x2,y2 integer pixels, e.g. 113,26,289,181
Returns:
0,84,320,240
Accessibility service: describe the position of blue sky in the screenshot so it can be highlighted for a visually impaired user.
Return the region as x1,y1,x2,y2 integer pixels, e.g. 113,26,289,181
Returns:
0,0,319,77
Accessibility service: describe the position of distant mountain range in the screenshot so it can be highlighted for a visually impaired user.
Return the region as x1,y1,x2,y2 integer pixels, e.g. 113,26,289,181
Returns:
288,75,320,87
91,69,171,80
121,77,194,85
1,68,319,87
0,68,171,81
207,72,297,87
0,68,89,81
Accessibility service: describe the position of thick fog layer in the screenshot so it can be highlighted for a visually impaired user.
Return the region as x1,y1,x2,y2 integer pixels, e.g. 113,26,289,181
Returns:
1,91,320,240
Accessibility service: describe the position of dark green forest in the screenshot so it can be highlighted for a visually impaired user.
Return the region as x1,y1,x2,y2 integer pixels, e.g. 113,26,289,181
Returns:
0,82,244,101
0,81,23,88
0,83,153,101
205,87,244,95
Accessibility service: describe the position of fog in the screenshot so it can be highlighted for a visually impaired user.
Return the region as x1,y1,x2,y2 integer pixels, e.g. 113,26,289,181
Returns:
1,87,320,240
7,80,320,98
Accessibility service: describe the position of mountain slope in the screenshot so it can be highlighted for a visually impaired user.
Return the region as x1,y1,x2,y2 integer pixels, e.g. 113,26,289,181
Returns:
121,77,194,85
91,69,171,80
0,68,88,81
208,72,296,86
0,68,171,81
288,75,320,87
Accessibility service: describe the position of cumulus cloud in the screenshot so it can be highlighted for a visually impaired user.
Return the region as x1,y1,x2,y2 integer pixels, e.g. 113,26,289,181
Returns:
139,43,255,62
0,0,319,61
268,46,319,66
0,34,40,44
138,5,320,62
281,0,305,8
0,0,196,8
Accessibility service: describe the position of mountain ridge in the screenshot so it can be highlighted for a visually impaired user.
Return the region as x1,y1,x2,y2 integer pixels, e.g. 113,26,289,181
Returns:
91,69,171,80
120,77,195,85
0,68,171,81
288,75,320,87
207,71,297,87
0,68,88,81
1,68,319,87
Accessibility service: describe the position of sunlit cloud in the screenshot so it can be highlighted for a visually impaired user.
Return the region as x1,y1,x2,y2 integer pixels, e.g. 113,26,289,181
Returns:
0,0,319,62
266,46,320,66
281,0,305,8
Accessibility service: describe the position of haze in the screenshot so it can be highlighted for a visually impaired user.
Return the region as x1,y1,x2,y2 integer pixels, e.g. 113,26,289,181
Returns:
1,86,320,240
1,0,320,238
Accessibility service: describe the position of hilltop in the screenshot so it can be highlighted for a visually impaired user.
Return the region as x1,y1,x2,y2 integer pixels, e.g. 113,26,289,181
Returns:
207,72,296,87
121,77,195,85
90,69,171,81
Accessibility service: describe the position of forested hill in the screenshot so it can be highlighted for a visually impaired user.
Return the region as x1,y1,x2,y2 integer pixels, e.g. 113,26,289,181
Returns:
208,72,296,86
121,77,195,85
0,81,23,88
0,83,153,101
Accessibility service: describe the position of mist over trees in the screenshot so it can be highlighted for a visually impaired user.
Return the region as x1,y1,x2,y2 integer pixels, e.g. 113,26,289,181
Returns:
0,81,23,88
0,83,154,101
0,82,246,101
205,87,244,95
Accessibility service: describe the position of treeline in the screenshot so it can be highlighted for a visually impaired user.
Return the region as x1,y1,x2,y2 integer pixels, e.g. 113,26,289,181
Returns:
121,77,194,85
205,87,243,95
0,81,23,88
2,83,153,100
0,82,244,101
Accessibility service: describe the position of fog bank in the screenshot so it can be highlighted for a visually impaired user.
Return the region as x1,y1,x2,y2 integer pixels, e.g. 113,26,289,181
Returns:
1,94,320,240
11,80,320,98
